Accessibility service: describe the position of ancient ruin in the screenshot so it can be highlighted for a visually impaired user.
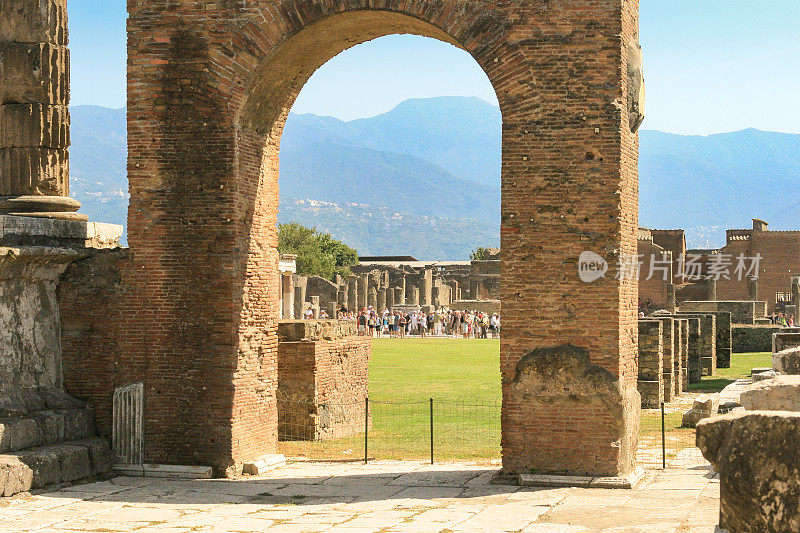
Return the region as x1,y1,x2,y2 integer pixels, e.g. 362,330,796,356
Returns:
47,0,643,481
282,251,501,319
0,0,121,495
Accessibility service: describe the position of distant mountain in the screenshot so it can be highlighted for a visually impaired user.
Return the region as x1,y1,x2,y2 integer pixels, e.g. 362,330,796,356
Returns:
69,106,129,242
638,128,800,246
67,99,800,257
283,96,502,186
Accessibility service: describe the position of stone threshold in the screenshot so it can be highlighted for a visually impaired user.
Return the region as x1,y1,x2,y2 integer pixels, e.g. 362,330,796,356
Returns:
242,454,287,475
518,467,646,489
113,464,213,479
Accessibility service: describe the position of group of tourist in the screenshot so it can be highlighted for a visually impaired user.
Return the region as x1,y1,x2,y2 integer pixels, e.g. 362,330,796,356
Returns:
343,307,500,339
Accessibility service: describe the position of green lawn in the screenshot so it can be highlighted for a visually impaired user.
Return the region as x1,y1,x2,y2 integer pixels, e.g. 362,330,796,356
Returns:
689,352,772,393
370,338,501,403
278,341,770,462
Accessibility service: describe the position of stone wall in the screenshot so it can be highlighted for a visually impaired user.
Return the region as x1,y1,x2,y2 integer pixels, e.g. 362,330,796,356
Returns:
731,325,781,353
681,300,765,325
277,320,370,441
637,320,663,408
652,317,675,402
676,313,716,377
771,329,800,353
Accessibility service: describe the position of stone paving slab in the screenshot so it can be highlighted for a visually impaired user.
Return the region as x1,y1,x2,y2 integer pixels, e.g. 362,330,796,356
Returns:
0,460,722,532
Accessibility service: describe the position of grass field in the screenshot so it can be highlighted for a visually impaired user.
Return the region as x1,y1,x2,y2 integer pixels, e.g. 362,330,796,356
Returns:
690,352,772,393
278,340,769,462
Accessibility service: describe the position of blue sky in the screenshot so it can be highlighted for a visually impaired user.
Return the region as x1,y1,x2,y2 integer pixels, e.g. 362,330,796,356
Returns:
69,0,799,134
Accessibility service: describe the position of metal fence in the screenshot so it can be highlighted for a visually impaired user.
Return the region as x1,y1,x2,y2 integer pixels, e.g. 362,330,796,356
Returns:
277,394,704,469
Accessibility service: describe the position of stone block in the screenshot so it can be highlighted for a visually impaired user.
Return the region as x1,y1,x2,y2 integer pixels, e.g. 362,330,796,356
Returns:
637,380,662,409
0,146,69,196
697,411,800,532
14,446,61,489
741,375,800,411
142,464,212,479
242,454,286,475
681,394,718,428
773,347,800,375
0,417,42,453
53,444,91,482
752,369,779,382
0,454,33,496
31,410,66,445
63,408,95,441
772,331,800,353
0,42,69,105
277,319,357,342
0,0,68,44
72,438,112,475
0,104,69,149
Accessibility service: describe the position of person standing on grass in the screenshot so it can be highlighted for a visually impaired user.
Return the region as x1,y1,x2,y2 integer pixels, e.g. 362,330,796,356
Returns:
419,312,427,338
357,309,366,336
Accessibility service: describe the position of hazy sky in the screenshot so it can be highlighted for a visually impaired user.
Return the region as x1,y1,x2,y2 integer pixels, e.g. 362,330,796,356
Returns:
69,0,799,134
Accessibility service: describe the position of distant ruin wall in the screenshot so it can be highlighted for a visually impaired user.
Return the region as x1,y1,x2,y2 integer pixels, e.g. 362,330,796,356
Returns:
732,325,782,353
681,301,766,325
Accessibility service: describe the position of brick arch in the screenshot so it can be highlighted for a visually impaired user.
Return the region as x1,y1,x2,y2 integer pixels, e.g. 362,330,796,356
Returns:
122,0,642,478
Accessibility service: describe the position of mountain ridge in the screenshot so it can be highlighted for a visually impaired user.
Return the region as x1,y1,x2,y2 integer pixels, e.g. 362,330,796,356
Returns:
67,98,800,256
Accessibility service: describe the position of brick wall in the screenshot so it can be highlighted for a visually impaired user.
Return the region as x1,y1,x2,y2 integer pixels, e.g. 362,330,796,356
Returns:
59,249,130,438
277,321,370,440
118,0,640,477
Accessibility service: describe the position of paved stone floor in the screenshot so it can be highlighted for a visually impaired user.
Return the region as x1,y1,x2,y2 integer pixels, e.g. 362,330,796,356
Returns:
0,461,722,532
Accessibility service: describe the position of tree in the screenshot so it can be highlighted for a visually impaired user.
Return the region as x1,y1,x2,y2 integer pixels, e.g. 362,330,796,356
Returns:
470,247,490,261
278,223,358,280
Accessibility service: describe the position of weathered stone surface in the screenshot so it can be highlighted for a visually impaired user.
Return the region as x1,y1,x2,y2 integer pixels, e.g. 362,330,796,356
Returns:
0,454,33,496
772,331,800,353
71,438,112,475
0,0,68,44
63,408,94,440
278,319,358,342
741,375,800,411
773,347,800,374
0,104,69,149
0,437,109,496
15,446,60,488
751,369,779,382
0,42,68,105
697,411,800,532
506,344,639,477
681,394,718,428
0,416,41,452
0,146,69,196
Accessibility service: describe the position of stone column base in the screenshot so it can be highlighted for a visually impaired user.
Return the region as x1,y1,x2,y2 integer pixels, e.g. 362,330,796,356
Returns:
0,195,87,221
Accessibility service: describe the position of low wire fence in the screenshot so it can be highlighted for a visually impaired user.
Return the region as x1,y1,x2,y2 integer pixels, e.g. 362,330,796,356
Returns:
277,394,704,469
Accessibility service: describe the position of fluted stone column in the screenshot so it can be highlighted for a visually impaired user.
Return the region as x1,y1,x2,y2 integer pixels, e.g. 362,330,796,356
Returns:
0,0,84,219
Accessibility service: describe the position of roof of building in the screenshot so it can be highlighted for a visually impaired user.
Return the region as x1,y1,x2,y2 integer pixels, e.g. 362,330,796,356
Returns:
358,255,418,262
358,260,472,268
